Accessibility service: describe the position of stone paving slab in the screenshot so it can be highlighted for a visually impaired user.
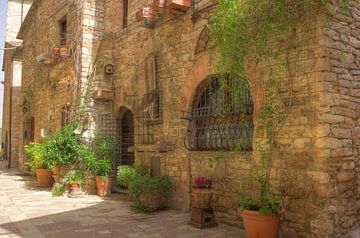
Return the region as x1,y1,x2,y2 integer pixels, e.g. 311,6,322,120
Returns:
0,169,245,238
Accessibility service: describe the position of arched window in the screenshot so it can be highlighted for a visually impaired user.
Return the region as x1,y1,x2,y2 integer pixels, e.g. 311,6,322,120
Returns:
185,76,254,151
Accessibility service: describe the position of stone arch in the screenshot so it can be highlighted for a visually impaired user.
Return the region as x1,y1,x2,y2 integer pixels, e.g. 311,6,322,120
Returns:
194,26,210,55
181,52,265,122
181,52,215,111
117,106,135,166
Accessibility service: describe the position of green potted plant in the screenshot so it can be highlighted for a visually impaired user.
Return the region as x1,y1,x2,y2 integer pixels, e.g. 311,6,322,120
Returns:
25,142,54,187
116,165,147,188
94,159,112,196
128,174,172,212
90,139,117,197
66,170,84,190
238,148,282,238
44,123,81,175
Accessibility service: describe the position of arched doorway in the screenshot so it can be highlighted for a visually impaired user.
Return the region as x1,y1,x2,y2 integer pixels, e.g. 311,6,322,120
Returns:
118,107,135,168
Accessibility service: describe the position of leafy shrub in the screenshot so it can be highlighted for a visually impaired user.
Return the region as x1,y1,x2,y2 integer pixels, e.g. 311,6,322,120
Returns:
116,165,147,187
44,123,81,165
24,142,52,173
52,183,65,196
128,174,172,201
66,170,85,185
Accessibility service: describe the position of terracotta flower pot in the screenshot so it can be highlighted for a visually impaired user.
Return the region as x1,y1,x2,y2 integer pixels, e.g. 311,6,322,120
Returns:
95,176,112,197
166,0,191,12
70,182,80,189
52,163,59,175
140,192,165,211
241,210,280,238
191,188,213,208
59,47,68,57
35,169,54,187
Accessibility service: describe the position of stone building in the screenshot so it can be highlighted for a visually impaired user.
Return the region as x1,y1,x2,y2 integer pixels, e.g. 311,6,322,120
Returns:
6,0,360,237
1,0,33,168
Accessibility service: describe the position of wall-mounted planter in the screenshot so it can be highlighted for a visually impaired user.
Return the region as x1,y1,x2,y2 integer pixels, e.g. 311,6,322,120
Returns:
152,0,165,8
43,58,56,66
166,0,190,12
52,47,68,58
93,88,114,100
135,7,157,28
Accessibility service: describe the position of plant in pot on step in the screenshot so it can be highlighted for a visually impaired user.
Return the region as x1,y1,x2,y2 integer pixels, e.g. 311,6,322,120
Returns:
191,176,214,209
128,173,172,212
25,142,54,187
66,170,84,190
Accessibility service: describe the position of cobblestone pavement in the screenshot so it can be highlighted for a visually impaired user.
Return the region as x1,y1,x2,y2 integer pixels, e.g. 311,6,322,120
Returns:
0,169,245,238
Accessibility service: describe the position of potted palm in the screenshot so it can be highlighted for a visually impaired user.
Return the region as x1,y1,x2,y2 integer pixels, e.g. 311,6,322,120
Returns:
25,142,54,187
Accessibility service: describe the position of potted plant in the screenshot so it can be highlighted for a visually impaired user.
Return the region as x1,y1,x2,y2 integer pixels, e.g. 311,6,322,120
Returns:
116,165,147,188
238,163,282,238
44,123,81,176
94,159,112,196
191,176,213,208
66,170,84,190
128,174,172,212
135,6,157,28
25,142,54,187
90,139,117,197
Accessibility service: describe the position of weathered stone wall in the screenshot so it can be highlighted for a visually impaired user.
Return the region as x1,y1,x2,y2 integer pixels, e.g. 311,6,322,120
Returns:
18,0,82,168
1,0,33,168
98,2,360,237
319,1,360,236
14,0,360,237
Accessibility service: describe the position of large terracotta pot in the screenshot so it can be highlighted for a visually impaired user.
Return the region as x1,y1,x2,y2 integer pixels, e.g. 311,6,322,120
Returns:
241,210,280,238
140,192,165,211
95,176,112,197
191,188,213,208
35,169,54,187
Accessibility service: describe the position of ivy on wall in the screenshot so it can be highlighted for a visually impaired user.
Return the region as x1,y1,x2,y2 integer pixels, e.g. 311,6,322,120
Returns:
208,0,349,212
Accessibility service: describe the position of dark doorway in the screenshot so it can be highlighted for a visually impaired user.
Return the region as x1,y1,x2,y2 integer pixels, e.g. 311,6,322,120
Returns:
118,108,135,168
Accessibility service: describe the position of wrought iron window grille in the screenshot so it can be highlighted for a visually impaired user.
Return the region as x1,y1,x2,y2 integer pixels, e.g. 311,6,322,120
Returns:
184,78,254,151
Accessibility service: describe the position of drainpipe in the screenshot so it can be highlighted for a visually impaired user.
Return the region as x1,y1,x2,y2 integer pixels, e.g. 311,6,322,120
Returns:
8,60,13,168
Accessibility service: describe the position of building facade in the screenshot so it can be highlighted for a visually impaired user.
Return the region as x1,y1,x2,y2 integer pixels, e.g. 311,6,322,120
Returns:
4,0,360,237
1,0,33,168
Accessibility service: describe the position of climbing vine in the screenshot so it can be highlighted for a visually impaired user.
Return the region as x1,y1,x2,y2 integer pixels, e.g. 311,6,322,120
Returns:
209,0,349,214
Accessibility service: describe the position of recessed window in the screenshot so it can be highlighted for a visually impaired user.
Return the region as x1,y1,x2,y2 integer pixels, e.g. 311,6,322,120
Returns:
122,0,128,29
185,77,254,151
59,18,67,45
61,105,70,127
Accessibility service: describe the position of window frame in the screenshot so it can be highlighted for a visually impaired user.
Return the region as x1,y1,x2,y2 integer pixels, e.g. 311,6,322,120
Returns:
185,77,254,151
122,0,128,29
59,17,67,45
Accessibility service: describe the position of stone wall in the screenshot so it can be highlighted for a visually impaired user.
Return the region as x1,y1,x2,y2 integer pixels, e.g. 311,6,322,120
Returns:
14,0,360,237
1,0,33,168
18,0,82,168
319,1,360,236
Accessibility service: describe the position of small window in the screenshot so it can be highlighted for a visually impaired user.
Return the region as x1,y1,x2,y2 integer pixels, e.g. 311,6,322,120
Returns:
59,18,67,45
185,77,254,151
61,105,70,127
122,0,128,28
